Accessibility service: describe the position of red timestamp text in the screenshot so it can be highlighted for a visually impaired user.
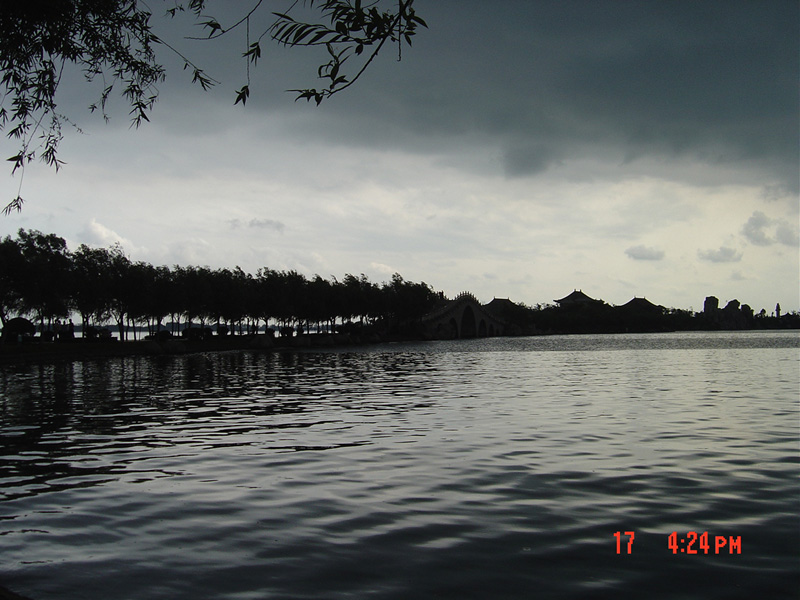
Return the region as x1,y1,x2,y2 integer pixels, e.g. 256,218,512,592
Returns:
613,531,635,554
668,531,742,555
613,530,742,555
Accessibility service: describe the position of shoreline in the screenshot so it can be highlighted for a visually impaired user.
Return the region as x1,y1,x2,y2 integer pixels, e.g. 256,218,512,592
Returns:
2,328,797,364
0,332,398,364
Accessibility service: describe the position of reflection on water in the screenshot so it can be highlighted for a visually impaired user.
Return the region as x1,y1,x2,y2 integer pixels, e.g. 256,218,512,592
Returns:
1,332,798,599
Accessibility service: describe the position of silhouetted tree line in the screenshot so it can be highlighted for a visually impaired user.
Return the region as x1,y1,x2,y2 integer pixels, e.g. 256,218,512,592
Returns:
0,229,441,341
2,229,796,343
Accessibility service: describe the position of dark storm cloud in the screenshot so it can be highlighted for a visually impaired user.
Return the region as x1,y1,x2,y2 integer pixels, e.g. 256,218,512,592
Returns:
502,143,561,177
45,1,799,192
243,1,798,190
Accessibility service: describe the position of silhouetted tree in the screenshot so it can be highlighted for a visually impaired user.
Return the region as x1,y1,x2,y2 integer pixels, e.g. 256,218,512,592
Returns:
105,244,135,340
341,273,379,325
219,267,252,334
123,260,164,339
253,268,280,333
378,273,438,334
72,244,115,336
179,265,215,329
15,229,72,329
147,265,174,335
279,270,309,330
306,275,333,333
0,235,24,327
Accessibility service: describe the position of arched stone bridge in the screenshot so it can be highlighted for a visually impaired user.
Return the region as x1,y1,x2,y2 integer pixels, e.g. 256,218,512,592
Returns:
421,292,506,339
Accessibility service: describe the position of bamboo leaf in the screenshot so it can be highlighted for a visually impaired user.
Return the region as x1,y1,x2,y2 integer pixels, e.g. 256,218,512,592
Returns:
234,85,250,106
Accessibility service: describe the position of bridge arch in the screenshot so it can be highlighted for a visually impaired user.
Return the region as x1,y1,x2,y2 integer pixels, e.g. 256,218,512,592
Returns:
421,292,506,340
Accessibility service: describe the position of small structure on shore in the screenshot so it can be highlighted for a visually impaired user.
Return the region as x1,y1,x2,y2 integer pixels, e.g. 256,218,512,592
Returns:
618,297,664,314
554,289,602,307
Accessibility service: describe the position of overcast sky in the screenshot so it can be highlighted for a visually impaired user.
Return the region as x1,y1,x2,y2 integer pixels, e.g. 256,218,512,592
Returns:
2,0,798,313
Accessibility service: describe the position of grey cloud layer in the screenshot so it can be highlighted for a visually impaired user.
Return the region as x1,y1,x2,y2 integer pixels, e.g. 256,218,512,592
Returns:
626,245,665,261
742,211,799,247
229,218,285,233
698,246,743,263
88,1,795,196
254,1,797,192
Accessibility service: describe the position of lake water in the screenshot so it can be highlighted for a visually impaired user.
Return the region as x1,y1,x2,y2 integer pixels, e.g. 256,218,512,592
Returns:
1,331,798,599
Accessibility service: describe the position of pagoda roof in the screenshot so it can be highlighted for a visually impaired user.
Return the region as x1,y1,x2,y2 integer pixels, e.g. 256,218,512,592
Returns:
485,297,516,309
618,297,663,312
484,297,517,318
554,290,598,305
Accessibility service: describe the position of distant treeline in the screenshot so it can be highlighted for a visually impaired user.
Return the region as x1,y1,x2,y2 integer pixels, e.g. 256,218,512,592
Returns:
0,229,441,340
1,229,797,342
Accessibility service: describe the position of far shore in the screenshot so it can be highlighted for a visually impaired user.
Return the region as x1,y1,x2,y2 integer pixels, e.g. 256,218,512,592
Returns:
0,332,398,364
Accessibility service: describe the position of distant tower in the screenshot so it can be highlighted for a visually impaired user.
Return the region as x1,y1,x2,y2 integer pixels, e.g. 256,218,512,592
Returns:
776,303,781,318
704,296,719,313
